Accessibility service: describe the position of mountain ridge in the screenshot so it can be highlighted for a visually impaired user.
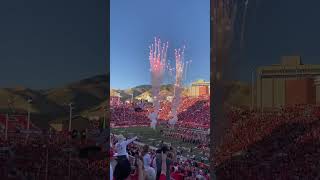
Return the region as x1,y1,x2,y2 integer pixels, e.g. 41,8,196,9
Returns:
0,74,108,129
0,76,250,129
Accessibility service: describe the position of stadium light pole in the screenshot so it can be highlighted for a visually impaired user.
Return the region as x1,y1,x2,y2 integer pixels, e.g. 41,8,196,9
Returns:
68,103,73,132
251,70,254,110
8,97,15,113
131,93,134,103
260,72,264,113
27,98,32,130
5,114,8,141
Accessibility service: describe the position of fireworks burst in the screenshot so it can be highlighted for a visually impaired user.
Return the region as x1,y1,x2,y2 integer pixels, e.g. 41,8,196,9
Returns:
169,46,190,126
149,37,168,129
149,37,168,77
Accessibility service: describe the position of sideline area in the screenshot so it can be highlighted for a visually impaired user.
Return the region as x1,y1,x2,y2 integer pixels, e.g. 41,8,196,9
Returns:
111,126,209,164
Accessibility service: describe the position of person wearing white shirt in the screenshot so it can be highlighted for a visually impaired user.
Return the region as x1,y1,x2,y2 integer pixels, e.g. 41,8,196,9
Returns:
113,134,138,180
142,145,151,165
115,134,138,158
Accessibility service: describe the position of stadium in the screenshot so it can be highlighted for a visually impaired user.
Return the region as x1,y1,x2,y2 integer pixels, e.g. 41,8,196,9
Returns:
109,36,211,179
210,0,320,179
110,81,210,180
211,57,320,179
0,75,109,179
0,114,109,179
110,0,210,178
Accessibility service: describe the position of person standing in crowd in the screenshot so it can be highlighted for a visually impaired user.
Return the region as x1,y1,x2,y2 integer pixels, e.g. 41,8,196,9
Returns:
155,145,176,180
110,163,113,180
142,145,151,169
135,156,156,180
141,145,156,180
113,135,138,180
114,134,138,157
159,152,168,180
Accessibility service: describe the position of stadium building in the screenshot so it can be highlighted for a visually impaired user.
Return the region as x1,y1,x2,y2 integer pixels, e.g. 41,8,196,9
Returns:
256,56,320,110
188,80,210,97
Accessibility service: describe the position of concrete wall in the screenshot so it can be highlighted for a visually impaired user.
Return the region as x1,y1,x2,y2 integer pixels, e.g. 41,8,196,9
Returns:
189,86,205,97
189,86,198,97
273,78,285,108
285,79,316,105
257,76,315,109
256,63,320,109
199,86,209,96
261,78,273,108
257,76,287,109
256,75,262,109
315,77,320,104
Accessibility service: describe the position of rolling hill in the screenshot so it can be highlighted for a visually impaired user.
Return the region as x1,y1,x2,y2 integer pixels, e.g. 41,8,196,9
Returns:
0,76,251,129
0,74,107,129
111,84,191,101
45,75,107,112
0,88,64,114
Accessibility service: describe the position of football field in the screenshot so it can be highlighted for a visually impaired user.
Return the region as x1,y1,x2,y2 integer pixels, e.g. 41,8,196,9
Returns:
111,126,208,162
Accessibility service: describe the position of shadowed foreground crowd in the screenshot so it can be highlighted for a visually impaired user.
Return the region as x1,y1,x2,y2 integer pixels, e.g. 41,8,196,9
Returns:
110,134,209,180
2,100,320,179
213,105,320,179
0,119,108,180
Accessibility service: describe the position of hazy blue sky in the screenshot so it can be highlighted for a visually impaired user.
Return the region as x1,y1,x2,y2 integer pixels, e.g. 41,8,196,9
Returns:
1,0,319,89
110,0,210,89
0,0,107,89
234,0,320,81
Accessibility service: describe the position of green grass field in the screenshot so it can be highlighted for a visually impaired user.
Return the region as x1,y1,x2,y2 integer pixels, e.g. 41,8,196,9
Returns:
111,127,208,162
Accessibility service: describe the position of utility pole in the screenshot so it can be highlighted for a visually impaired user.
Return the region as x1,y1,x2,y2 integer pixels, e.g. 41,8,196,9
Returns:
251,70,255,110
5,114,8,141
131,93,134,103
27,98,32,130
68,103,73,132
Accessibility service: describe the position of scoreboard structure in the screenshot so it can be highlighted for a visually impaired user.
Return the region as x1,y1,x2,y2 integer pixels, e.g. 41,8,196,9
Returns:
189,80,210,97
256,56,320,110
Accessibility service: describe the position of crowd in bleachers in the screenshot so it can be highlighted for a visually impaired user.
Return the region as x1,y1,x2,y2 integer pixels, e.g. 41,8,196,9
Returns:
0,115,108,180
109,96,210,179
213,104,320,179
110,134,210,180
0,114,38,133
3,100,320,179
111,103,150,127
110,96,210,129
0,132,108,179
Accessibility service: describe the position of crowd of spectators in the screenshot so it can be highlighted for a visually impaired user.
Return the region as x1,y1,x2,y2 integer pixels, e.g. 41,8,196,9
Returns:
111,103,150,128
110,134,210,180
6,99,320,179
110,96,210,130
110,96,210,179
0,117,108,180
213,104,320,179
1,136,107,179
0,114,38,133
